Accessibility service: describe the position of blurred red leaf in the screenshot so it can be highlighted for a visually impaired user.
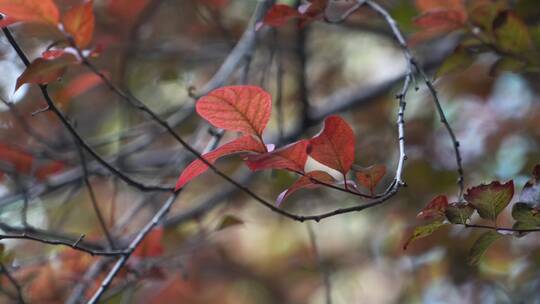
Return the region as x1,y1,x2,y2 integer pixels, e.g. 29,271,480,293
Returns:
464,180,514,221
276,170,334,206
415,0,465,14
35,160,64,181
0,143,33,174
133,227,164,258
106,0,149,25
245,140,309,172
175,135,266,190
414,10,465,29
417,195,449,220
15,53,78,91
196,85,272,138
0,0,59,25
42,49,66,60
258,4,301,29
55,72,103,106
62,0,95,48
308,115,355,177
354,164,386,195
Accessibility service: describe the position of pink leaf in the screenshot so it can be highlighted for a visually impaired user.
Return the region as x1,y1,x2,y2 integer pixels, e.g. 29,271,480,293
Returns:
308,115,355,177
175,135,266,190
276,171,335,206
245,140,309,172
196,85,272,138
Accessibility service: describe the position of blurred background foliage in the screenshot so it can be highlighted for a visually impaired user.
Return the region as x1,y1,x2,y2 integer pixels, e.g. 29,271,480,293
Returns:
0,0,540,303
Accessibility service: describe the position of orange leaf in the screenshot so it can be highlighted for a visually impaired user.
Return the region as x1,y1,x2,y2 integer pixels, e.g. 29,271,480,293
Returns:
308,115,355,177
0,0,60,25
196,85,272,138
245,140,309,172
62,0,95,48
15,53,78,91
354,164,386,195
415,0,465,14
175,135,266,190
276,171,334,206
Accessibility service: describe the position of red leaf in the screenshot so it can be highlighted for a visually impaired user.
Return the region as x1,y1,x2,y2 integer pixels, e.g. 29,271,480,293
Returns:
258,4,300,29
35,161,64,181
62,0,95,48
308,115,355,177
417,195,449,220
133,227,164,258
415,0,465,14
245,140,309,172
106,0,149,26
175,135,266,190
0,0,60,25
354,164,386,195
42,49,66,60
465,180,514,221
276,170,334,206
55,72,103,106
414,10,465,29
15,53,78,91
196,85,272,138
0,144,33,174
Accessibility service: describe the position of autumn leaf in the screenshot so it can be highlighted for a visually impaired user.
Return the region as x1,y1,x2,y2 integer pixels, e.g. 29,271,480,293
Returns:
15,53,78,91
417,195,449,220
106,0,149,25
354,164,386,195
308,115,355,178
493,10,532,53
196,85,272,139
258,4,300,29
464,180,514,221
55,72,104,106
414,10,465,29
468,231,502,266
403,220,446,250
245,140,309,172
35,160,64,181
62,0,95,48
0,143,33,174
445,202,474,224
276,170,335,206
415,0,465,15
175,135,266,190
133,227,164,258
0,0,60,25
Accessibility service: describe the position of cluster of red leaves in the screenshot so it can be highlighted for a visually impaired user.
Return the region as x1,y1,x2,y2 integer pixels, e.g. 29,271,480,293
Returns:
0,144,64,182
0,0,100,91
176,85,386,206
257,0,329,29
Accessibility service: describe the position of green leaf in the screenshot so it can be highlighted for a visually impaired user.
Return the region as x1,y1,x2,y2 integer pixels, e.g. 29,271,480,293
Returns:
436,46,474,78
445,202,475,224
403,221,446,250
464,180,514,221
511,202,540,226
493,10,532,53
215,215,244,231
468,231,502,266
512,221,537,237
